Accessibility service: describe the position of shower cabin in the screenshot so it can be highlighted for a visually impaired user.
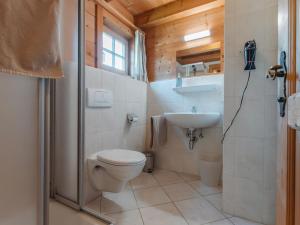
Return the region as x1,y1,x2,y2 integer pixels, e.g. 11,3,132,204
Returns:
50,0,146,224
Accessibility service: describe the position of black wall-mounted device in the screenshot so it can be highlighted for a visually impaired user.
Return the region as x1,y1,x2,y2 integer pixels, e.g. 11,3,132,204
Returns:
244,40,256,71
222,40,257,143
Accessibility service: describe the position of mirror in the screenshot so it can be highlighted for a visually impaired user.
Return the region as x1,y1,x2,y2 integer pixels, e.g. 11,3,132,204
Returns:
176,42,223,77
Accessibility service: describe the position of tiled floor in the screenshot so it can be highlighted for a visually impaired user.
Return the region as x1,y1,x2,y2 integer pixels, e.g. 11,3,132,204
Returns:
86,169,263,225
50,200,106,225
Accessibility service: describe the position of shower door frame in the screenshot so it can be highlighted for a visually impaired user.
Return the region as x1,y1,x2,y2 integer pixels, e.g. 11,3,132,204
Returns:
49,0,112,224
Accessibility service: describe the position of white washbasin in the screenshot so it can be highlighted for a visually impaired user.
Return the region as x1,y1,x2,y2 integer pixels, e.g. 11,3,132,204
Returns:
164,112,220,129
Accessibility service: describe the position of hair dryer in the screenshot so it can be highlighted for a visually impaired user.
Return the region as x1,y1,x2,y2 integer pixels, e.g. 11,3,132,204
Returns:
244,40,256,71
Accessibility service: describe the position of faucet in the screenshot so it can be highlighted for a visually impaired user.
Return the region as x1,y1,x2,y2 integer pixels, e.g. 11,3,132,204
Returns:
192,106,197,113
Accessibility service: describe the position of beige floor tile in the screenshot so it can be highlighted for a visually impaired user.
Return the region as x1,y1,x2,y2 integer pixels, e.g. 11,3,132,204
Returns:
106,209,144,225
50,201,107,225
100,190,138,214
205,193,223,210
130,172,159,190
178,172,201,182
205,194,232,218
134,186,171,207
229,217,263,225
204,193,223,211
86,197,101,214
124,184,133,191
163,182,200,201
189,180,222,196
208,219,233,225
140,203,188,225
175,197,225,225
153,169,184,185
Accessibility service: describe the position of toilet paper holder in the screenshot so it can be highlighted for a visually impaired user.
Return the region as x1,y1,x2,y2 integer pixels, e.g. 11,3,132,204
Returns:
127,113,139,125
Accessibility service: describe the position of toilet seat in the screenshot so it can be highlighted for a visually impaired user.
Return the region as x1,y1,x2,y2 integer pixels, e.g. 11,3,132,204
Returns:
97,149,146,166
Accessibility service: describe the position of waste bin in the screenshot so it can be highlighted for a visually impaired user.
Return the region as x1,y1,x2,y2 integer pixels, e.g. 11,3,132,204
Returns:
199,155,222,187
143,151,154,173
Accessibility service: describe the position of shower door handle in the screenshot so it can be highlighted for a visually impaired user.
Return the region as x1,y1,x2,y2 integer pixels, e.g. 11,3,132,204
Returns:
266,51,287,117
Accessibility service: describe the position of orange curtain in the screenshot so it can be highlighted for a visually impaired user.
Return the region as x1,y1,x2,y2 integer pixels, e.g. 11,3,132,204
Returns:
0,0,63,78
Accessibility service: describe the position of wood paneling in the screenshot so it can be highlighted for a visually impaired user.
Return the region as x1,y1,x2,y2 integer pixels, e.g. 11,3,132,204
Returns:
296,0,300,223
118,0,177,15
96,5,104,68
93,0,137,29
144,6,224,81
103,9,134,39
135,0,224,28
85,0,134,68
85,0,96,67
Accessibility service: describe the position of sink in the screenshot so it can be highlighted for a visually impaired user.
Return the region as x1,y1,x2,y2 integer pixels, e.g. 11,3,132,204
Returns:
164,112,220,129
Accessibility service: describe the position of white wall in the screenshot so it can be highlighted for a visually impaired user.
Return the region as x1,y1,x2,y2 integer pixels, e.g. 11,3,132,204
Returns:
147,75,224,175
84,66,147,202
223,0,277,224
0,74,39,225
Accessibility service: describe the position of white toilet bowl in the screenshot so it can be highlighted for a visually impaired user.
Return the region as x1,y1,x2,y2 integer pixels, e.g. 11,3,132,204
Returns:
87,149,146,193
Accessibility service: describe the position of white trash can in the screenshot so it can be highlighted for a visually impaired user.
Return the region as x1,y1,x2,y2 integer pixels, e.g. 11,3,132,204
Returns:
199,155,222,187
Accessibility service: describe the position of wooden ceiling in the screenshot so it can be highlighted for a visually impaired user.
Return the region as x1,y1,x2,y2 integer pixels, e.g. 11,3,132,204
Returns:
117,0,177,15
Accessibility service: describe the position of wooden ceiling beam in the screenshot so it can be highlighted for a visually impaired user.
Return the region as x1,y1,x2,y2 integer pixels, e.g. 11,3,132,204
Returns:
135,0,224,28
93,0,138,30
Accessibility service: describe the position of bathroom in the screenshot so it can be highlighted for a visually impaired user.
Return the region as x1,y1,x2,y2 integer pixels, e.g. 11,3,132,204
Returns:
0,0,297,225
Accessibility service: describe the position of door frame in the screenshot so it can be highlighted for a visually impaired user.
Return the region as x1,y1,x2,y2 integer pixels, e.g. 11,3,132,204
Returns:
276,0,297,224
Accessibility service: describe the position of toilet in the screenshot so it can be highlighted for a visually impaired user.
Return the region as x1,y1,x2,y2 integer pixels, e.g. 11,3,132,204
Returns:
87,149,146,193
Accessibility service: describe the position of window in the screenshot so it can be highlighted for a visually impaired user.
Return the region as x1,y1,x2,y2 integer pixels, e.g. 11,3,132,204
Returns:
102,29,128,74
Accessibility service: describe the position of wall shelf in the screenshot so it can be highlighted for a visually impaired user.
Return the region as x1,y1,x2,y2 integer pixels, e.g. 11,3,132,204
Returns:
173,83,218,93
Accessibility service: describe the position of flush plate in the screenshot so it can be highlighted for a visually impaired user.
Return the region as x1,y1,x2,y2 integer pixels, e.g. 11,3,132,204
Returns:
87,88,113,108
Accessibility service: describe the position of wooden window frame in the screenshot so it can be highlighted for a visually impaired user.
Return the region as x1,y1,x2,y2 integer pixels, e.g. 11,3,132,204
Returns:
101,26,129,75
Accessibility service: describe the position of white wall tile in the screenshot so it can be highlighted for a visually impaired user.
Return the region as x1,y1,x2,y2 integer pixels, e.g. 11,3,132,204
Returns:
235,138,264,182
263,137,277,191
85,66,102,88
235,0,266,15
224,1,277,223
114,75,127,102
84,66,148,202
261,189,276,225
264,95,277,138
234,99,265,138
222,137,236,176
222,173,237,215
235,178,264,223
147,75,224,175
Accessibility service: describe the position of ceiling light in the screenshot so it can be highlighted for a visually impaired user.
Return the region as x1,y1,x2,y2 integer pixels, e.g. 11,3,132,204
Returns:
184,30,211,42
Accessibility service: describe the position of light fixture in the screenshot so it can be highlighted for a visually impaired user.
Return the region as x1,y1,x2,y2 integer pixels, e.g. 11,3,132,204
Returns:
183,30,211,42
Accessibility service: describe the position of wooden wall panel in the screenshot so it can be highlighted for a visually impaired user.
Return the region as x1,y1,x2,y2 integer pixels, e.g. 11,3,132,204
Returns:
85,0,134,68
144,6,224,81
85,0,96,67
118,0,177,15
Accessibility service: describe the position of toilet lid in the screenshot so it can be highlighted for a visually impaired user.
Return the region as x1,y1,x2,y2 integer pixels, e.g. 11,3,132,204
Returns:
97,149,146,166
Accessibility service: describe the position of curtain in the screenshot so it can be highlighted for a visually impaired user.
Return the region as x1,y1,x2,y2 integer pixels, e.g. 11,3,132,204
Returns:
133,30,148,82
0,0,63,78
